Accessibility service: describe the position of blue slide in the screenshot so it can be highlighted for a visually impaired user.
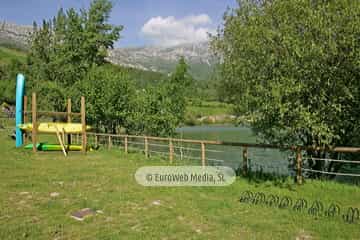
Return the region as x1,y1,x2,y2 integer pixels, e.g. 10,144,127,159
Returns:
15,73,25,147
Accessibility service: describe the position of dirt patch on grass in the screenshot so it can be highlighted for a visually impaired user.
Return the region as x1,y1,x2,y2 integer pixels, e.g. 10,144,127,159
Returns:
296,229,313,240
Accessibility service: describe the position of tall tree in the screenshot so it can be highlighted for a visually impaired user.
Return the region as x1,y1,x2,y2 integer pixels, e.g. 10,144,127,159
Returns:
76,65,135,133
83,0,122,65
126,58,194,137
27,0,122,110
211,0,360,175
167,57,194,123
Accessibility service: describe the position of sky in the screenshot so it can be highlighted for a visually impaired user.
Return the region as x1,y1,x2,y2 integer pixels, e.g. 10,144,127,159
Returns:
0,0,238,48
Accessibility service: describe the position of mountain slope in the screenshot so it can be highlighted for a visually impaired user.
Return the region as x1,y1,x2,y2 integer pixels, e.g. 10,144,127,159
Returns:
0,21,217,80
0,21,32,50
107,42,216,80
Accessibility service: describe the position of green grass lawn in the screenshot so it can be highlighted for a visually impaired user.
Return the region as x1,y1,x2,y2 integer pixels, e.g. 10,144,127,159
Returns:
0,132,359,239
0,46,26,65
186,101,233,118
185,101,235,125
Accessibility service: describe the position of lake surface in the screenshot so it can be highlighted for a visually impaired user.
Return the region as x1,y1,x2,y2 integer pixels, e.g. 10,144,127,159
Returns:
177,125,256,142
175,125,293,175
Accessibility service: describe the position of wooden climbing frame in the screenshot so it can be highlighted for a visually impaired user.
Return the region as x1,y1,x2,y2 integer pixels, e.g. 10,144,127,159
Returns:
23,92,87,156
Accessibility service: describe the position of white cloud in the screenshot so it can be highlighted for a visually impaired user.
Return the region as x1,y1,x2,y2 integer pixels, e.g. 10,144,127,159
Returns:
141,14,215,46
182,14,212,25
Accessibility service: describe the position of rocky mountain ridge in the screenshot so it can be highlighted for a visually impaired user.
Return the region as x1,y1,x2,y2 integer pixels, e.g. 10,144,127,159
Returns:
0,21,216,79
106,41,216,79
0,21,32,49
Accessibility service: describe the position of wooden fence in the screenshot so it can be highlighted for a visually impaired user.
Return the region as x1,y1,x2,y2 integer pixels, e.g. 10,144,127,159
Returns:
71,132,360,184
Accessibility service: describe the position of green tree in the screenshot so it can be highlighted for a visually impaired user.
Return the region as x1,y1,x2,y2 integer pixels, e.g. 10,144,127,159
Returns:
125,58,193,137
0,59,27,103
166,57,194,123
212,0,360,176
75,65,135,133
27,0,122,110
127,86,180,136
83,0,122,65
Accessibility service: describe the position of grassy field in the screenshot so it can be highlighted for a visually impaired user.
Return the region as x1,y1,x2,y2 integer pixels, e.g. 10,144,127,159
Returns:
0,46,26,65
186,101,233,117
185,101,235,125
0,132,359,239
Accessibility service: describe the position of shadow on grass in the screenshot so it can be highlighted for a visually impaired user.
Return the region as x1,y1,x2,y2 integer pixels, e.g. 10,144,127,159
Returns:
235,166,298,191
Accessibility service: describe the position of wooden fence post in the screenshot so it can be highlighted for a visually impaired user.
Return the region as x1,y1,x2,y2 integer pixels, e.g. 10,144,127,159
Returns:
243,147,248,176
296,148,303,184
124,135,128,154
108,135,112,149
67,98,72,145
201,142,206,166
144,137,149,158
23,95,27,144
169,139,174,163
81,96,86,154
31,93,37,153
94,135,98,146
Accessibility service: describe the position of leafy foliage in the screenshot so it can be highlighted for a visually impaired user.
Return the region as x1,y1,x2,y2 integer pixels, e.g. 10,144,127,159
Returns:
211,0,360,174
127,86,179,136
0,59,27,104
167,57,194,122
72,65,135,133
26,0,122,110
128,57,194,136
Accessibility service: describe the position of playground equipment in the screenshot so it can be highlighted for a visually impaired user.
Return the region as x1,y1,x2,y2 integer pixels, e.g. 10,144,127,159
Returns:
24,143,84,151
19,122,91,133
15,73,89,156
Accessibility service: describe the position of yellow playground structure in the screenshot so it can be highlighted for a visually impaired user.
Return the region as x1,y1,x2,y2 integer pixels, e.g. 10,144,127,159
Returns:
19,92,90,156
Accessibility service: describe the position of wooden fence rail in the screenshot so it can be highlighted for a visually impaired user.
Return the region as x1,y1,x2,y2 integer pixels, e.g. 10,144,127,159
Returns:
82,132,360,184
85,132,360,153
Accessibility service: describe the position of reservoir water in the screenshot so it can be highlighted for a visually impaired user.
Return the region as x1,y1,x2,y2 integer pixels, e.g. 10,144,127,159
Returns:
176,125,293,175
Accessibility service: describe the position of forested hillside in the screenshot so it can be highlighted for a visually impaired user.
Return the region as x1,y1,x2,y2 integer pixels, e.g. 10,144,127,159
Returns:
0,43,165,103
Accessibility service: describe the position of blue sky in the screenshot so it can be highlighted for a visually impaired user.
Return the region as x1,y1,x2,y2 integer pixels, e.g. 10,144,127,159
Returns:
0,0,237,47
